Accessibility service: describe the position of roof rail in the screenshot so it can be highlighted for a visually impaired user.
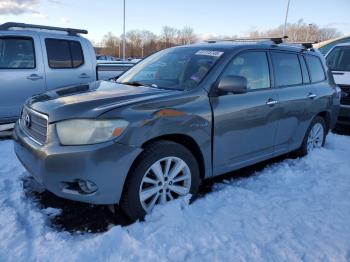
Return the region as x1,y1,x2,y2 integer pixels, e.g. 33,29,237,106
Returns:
0,22,88,35
205,36,288,45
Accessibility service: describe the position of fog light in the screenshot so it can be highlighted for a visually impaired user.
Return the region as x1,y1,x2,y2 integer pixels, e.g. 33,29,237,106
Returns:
77,179,98,194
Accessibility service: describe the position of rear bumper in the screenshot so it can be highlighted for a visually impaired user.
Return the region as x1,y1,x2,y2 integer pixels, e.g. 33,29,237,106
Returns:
13,121,142,205
337,105,350,126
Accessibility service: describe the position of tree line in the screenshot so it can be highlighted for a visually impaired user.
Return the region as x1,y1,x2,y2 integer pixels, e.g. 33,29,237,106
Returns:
249,19,342,43
94,20,343,58
94,26,197,58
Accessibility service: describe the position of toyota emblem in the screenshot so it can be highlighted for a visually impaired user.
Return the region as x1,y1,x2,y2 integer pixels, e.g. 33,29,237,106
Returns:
25,114,31,128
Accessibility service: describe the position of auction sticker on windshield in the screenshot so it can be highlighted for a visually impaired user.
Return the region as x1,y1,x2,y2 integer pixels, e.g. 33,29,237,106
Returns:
195,50,224,57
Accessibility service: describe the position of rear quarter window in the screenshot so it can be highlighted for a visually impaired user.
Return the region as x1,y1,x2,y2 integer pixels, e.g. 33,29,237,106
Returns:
305,55,326,83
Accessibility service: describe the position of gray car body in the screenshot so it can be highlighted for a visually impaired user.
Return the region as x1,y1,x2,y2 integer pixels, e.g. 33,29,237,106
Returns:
14,42,340,205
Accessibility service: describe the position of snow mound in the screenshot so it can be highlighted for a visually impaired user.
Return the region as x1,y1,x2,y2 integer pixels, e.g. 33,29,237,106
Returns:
0,133,350,261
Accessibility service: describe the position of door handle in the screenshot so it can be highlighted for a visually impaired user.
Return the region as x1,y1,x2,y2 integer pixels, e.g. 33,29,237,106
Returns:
307,93,317,99
266,98,279,106
79,73,90,79
332,72,344,75
27,74,43,81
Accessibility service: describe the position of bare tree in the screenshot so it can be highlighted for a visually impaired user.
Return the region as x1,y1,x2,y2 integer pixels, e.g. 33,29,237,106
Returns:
126,30,143,57
140,30,158,57
161,26,178,47
177,27,197,45
318,27,341,42
140,30,157,44
124,30,158,58
101,32,120,57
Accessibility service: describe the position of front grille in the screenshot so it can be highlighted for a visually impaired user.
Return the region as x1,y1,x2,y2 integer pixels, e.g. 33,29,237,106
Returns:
339,85,350,106
20,107,48,145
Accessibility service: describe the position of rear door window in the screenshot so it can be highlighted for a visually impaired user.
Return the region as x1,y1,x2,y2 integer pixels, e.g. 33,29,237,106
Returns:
0,37,35,69
45,39,84,68
326,46,350,72
305,55,326,82
222,51,270,90
271,52,302,87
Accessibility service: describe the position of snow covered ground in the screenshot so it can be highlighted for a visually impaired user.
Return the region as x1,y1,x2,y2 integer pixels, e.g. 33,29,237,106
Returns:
1,133,350,261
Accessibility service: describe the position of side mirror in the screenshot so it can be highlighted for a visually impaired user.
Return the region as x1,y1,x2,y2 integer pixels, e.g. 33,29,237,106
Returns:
108,75,120,82
218,75,248,94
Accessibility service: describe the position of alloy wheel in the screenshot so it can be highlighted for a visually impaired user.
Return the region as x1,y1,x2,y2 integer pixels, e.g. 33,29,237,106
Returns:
139,156,191,212
307,122,324,153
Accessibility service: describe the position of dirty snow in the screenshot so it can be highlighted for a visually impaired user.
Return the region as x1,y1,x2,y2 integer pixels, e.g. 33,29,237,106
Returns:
1,133,350,261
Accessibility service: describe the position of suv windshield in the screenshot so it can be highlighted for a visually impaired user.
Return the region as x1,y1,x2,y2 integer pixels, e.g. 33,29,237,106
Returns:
117,48,224,90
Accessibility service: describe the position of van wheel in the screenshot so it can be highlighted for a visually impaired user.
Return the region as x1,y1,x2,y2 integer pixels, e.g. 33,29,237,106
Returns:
120,141,200,221
294,116,327,157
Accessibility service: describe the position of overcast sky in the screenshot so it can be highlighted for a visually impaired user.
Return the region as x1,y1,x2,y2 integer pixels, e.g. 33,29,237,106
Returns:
0,0,349,42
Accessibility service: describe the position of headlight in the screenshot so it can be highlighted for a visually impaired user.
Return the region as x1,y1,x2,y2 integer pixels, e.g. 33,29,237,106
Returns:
56,119,129,145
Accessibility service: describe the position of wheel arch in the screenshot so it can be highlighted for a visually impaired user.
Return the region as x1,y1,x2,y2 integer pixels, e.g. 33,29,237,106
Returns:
120,135,204,220
139,134,206,180
316,110,331,132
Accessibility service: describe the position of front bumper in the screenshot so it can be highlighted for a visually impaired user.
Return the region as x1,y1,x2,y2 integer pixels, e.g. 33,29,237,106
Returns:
337,105,350,126
13,121,142,205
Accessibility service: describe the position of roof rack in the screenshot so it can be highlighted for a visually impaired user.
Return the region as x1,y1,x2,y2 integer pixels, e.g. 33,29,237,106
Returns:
285,41,319,52
205,36,288,45
289,42,318,49
0,22,88,35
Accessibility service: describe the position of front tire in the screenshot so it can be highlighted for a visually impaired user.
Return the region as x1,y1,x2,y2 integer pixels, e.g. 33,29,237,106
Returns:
120,140,200,221
295,116,327,157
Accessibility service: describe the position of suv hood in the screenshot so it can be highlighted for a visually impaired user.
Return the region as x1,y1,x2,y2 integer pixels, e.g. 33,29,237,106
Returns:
27,81,179,123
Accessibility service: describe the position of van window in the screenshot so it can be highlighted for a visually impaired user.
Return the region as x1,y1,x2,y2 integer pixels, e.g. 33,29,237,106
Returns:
45,39,84,68
305,55,326,82
0,37,35,69
222,51,270,89
272,52,302,87
326,46,350,72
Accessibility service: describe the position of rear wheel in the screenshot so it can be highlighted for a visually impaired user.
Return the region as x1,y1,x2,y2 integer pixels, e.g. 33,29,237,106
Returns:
120,141,200,221
294,116,327,157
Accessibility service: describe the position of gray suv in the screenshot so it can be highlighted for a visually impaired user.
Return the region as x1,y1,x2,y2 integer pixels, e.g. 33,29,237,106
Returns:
14,38,340,220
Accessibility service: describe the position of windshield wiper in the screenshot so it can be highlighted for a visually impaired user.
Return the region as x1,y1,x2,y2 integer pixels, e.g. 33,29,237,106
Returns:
121,81,157,88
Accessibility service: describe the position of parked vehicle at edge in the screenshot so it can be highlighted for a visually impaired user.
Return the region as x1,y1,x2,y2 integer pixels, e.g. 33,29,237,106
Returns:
14,37,340,221
326,43,350,126
96,55,119,61
96,61,135,82
0,22,134,133
315,35,350,55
